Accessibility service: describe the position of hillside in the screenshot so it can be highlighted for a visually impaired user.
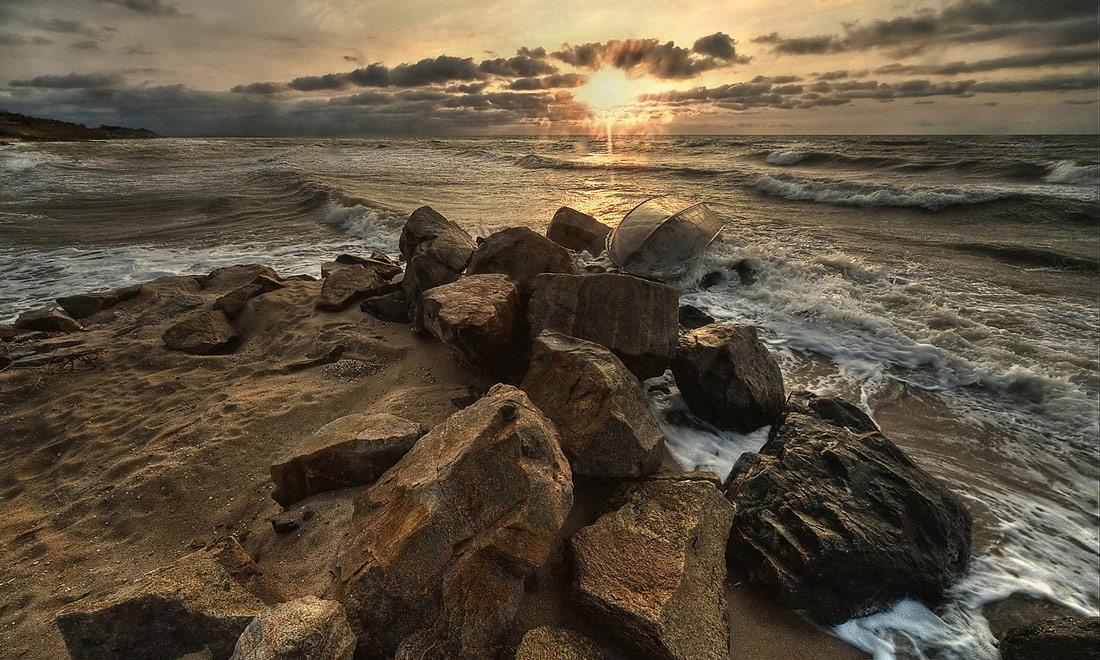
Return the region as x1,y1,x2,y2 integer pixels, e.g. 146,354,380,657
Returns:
0,110,159,141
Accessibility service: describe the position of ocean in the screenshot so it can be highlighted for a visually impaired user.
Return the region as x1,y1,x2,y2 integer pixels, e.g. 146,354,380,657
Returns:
1,134,1097,659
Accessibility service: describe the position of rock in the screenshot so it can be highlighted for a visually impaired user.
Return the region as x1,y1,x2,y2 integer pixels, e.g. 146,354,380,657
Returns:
56,285,140,319
283,274,317,282
56,538,279,660
333,384,572,660
787,390,877,433
162,310,240,355
269,509,304,534
215,276,284,320
1000,616,1099,660
316,266,389,312
467,227,578,294
418,274,524,379
360,290,408,323
678,304,713,330
270,413,424,508
983,593,1084,641
671,324,785,433
202,265,280,292
521,331,664,477
527,273,678,379
724,412,973,625
230,596,356,660
335,253,403,280
13,307,82,333
399,205,477,309
547,207,610,255
0,342,10,369
568,477,732,660
515,626,619,660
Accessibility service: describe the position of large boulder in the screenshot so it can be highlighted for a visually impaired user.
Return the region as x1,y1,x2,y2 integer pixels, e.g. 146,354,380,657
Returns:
527,273,678,379
418,274,524,379
215,275,283,320
316,266,390,312
332,384,573,660
1000,616,1099,660
57,285,141,319
515,626,620,660
467,227,578,294
568,477,732,660
202,264,280,293
14,307,82,333
399,206,477,308
361,290,408,323
56,538,279,660
270,413,424,507
547,207,609,255
787,390,877,433
162,310,240,355
671,324,785,433
724,412,973,625
521,331,664,477
230,596,357,660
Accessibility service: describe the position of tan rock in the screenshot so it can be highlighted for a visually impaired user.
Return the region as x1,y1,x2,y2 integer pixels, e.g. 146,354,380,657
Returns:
14,307,82,333
162,310,239,354
399,206,477,309
418,274,524,379
547,207,610,255
467,227,578,294
230,596,356,660
515,626,619,660
316,266,389,312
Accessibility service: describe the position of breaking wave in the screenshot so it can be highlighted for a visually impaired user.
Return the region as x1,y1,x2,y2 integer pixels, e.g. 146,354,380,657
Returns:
754,174,1008,209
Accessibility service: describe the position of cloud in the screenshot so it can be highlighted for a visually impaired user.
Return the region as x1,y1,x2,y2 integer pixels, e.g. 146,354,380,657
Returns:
691,32,738,61
507,73,587,90
288,56,484,91
100,0,183,17
874,47,1100,75
0,33,53,46
753,0,1099,55
71,39,102,50
28,17,106,37
230,81,288,95
552,35,748,79
343,55,358,62
9,72,125,88
123,45,154,55
479,49,558,77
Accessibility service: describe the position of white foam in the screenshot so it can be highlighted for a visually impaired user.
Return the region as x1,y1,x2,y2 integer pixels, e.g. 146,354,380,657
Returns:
321,199,404,252
765,150,808,166
755,174,1006,209
1044,160,1100,186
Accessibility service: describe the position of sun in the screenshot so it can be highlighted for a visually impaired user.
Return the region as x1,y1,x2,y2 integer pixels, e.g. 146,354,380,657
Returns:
573,67,652,123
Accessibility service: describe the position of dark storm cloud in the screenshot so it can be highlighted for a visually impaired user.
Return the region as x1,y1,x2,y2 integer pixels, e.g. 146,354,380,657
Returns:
288,57,484,92
447,82,490,94
507,73,587,90
552,35,749,79
0,33,53,46
479,49,558,77
28,17,106,37
875,47,1099,76
9,72,125,88
123,45,154,55
71,39,102,50
100,0,183,17
230,81,288,95
753,0,1099,56
691,32,738,61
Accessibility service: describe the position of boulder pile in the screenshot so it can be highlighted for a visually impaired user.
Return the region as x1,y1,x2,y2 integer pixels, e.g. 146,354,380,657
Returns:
28,203,982,660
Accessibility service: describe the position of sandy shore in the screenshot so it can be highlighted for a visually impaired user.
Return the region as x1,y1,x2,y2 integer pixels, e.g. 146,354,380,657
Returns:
0,264,867,660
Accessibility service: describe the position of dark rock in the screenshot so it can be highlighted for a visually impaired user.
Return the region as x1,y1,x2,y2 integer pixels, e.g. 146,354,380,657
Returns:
418,274,524,379
1000,616,1099,660
56,285,140,319
230,596,356,660
56,538,279,660
671,324,785,433
984,593,1084,641
203,265,280,293
269,511,300,535
162,310,240,355
699,271,725,289
399,206,477,309
521,331,664,478
336,253,402,279
678,304,714,330
316,266,389,312
14,308,82,333
333,384,572,660
731,259,760,285
214,276,283,320
467,227,578,294
515,626,619,660
0,343,10,369
360,290,408,323
527,273,678,379
724,412,973,625
270,413,424,508
568,477,732,660
547,207,610,255
788,390,877,433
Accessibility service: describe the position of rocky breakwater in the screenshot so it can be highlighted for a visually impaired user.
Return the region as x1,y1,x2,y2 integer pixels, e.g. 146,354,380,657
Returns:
7,204,994,660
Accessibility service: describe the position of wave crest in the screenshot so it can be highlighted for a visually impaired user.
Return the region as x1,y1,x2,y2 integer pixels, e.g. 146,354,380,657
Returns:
755,174,1007,210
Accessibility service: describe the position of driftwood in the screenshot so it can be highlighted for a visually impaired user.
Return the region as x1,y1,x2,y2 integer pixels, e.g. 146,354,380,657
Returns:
47,348,103,371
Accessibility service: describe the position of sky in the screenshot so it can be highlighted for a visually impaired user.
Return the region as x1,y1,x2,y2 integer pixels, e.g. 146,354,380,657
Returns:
0,0,1097,135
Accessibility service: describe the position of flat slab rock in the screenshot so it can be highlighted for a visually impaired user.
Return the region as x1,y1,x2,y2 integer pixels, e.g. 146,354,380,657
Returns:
230,596,356,660
162,310,240,355
515,626,621,660
724,411,973,625
527,273,678,379
568,476,733,660
521,330,664,478
56,538,279,660
332,384,573,660
270,412,424,507
316,265,390,311
999,616,1100,660
14,307,82,333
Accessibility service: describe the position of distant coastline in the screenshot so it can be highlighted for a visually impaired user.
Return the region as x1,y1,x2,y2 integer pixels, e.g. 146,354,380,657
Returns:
0,110,159,142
